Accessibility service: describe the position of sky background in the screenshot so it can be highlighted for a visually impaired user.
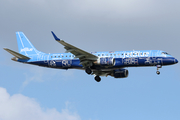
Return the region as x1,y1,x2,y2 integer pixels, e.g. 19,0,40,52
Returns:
0,0,180,120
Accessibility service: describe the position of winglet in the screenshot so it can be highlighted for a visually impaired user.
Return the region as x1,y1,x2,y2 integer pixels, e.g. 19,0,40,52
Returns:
51,31,60,41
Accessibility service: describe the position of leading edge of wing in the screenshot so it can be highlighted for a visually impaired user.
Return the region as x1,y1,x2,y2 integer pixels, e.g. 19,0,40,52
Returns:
50,31,98,61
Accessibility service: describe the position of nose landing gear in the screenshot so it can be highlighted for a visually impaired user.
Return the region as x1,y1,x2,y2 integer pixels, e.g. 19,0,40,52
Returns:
156,71,160,75
156,65,162,75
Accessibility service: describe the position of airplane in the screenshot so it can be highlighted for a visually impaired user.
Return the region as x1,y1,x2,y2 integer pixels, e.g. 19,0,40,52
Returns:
4,32,178,82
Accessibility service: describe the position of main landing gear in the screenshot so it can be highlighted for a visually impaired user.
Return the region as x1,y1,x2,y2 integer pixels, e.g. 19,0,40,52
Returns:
85,68,101,82
156,65,162,75
85,68,92,75
95,76,101,82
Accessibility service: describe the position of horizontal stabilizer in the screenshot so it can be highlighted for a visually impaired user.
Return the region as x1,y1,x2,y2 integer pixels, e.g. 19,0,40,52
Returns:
3,48,30,60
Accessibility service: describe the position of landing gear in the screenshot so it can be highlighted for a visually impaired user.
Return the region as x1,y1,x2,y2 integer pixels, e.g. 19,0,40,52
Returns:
95,76,101,82
85,68,92,75
156,65,162,75
156,71,160,75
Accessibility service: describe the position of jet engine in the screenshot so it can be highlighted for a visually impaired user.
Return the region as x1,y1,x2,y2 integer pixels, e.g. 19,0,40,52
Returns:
94,57,115,66
111,69,129,78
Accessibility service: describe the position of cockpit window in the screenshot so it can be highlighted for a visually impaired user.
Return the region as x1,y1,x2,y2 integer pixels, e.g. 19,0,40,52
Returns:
162,52,170,55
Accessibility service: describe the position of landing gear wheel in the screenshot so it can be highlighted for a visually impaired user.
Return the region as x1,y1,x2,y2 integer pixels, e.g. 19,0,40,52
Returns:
95,76,101,82
85,68,92,75
156,71,160,75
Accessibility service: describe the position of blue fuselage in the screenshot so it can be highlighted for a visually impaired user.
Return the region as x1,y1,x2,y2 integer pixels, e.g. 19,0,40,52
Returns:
17,50,178,70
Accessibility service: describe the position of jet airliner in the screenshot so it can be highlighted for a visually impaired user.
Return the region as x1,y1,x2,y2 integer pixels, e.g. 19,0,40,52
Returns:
4,32,178,82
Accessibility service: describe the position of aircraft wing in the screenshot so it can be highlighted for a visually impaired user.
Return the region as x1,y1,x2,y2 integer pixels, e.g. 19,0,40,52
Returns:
51,31,98,63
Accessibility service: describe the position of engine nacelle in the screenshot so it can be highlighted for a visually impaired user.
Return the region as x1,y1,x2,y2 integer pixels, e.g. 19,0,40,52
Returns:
94,57,115,66
112,69,129,78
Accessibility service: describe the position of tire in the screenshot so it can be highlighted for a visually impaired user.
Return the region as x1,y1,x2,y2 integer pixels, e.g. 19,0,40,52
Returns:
95,76,101,82
85,68,92,74
156,71,160,75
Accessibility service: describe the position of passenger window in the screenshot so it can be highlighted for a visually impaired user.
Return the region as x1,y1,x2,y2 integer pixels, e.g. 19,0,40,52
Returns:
118,54,120,55
69,55,71,57
62,56,64,57
51,56,53,58
102,54,104,56
55,56,56,58
141,53,143,55
110,54,112,56
106,54,108,56
121,53,123,55
98,54,100,56
114,54,116,56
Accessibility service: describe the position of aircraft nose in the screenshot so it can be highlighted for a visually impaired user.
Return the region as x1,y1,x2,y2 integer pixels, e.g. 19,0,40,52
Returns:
174,59,178,64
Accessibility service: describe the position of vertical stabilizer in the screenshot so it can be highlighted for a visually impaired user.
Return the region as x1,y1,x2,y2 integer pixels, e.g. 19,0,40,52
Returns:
16,32,41,56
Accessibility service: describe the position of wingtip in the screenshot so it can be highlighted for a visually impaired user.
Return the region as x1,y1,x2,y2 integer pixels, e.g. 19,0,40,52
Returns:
51,31,60,41
3,48,8,50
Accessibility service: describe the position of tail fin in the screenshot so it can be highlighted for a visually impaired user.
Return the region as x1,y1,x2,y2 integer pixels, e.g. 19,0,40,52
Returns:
16,32,42,56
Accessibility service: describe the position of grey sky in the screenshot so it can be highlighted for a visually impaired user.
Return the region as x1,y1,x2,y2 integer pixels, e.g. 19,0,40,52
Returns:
1,0,180,54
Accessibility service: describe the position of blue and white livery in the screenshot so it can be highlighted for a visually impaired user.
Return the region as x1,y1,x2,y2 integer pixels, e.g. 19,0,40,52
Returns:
4,32,178,82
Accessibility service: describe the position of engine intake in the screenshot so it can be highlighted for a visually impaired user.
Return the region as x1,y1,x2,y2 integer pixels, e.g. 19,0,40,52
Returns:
112,69,129,78
94,57,115,66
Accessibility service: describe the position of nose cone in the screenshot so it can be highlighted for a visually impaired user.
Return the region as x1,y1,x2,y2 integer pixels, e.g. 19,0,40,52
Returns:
175,59,178,64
